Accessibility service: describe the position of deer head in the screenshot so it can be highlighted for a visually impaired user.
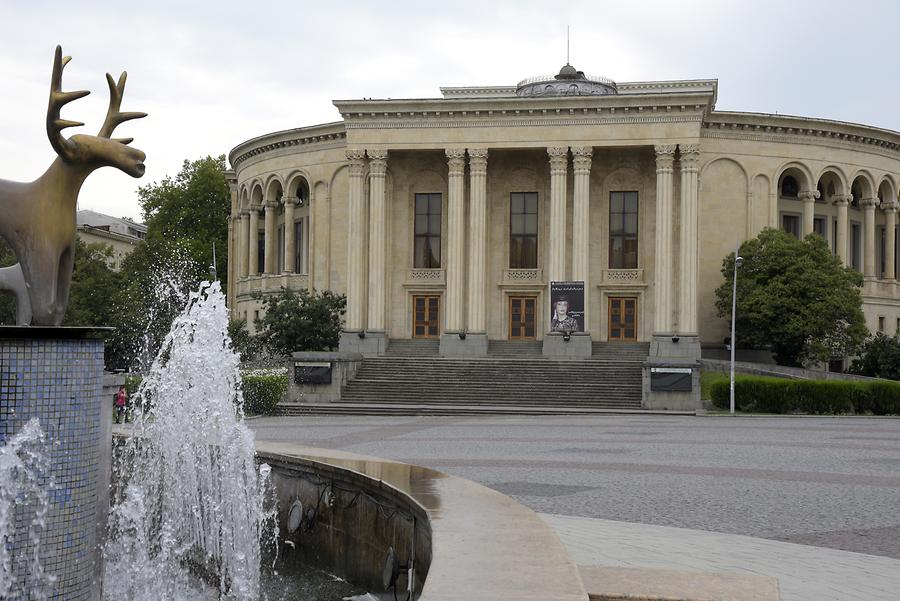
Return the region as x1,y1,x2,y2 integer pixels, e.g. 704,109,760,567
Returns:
47,45,147,176
0,45,147,326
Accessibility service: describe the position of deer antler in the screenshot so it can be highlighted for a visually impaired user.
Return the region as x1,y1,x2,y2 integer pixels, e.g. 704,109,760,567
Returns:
98,71,146,142
46,45,90,162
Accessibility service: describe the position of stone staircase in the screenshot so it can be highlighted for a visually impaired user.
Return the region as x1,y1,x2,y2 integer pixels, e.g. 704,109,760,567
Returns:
277,339,652,416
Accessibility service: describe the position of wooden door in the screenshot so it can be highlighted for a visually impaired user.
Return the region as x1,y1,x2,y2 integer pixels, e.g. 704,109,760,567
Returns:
509,296,537,339
608,297,637,341
412,295,440,338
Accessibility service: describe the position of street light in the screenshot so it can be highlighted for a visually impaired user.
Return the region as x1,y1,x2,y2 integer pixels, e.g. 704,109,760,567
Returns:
730,248,744,415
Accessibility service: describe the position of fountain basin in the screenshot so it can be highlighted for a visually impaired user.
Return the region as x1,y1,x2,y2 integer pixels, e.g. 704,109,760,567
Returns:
257,442,589,601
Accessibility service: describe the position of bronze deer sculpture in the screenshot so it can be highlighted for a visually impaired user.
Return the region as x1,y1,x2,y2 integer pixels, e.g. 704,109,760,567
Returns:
0,45,146,326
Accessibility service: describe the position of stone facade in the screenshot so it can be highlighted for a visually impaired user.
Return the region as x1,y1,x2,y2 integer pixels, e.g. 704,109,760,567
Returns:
226,69,900,357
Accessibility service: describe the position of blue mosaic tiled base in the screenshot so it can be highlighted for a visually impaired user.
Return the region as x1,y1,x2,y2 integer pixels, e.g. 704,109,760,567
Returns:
0,333,105,601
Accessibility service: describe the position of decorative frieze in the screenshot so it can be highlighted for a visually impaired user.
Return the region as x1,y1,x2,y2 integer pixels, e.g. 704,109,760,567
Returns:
603,269,645,285
503,268,542,282
407,269,446,283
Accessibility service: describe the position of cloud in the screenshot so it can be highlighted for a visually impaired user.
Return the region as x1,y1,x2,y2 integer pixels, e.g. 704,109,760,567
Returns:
0,0,897,220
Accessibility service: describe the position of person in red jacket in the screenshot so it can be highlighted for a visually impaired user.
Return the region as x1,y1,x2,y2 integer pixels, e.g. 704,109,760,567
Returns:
115,385,128,424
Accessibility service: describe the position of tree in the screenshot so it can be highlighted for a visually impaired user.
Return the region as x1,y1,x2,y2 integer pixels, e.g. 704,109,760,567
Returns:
63,239,124,327
849,333,900,380
255,288,346,356
714,228,867,367
137,155,230,288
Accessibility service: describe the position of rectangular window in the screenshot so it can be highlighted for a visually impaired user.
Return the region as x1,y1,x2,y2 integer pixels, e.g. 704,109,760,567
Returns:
277,224,285,273
609,191,639,269
781,213,800,239
832,220,838,254
878,226,886,279
851,222,862,271
294,219,304,274
813,216,826,239
414,193,441,268
509,192,538,269
257,231,265,274
879,316,885,332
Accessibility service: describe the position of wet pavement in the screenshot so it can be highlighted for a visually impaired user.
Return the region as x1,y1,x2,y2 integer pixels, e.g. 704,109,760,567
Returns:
249,414,900,560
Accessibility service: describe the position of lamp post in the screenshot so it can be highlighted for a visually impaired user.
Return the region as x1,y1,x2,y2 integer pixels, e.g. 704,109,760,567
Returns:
729,246,744,414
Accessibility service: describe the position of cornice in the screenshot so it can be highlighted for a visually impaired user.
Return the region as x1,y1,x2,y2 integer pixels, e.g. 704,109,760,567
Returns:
702,111,900,159
229,122,347,171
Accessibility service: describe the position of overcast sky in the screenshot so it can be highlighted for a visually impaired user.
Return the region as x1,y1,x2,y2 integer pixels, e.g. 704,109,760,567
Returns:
1,0,897,221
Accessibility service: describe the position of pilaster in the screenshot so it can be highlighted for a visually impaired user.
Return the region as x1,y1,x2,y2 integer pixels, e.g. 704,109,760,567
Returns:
653,144,676,334
445,148,467,333
263,200,278,274
248,206,260,277
345,149,367,332
283,196,298,273
547,146,569,283
862,197,878,279
239,210,250,279
884,201,898,281
833,194,851,265
367,149,388,332
678,144,700,335
798,189,819,238
467,148,488,334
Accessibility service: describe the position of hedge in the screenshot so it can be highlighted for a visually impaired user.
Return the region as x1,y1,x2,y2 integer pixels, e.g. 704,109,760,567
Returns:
241,368,288,415
710,375,900,415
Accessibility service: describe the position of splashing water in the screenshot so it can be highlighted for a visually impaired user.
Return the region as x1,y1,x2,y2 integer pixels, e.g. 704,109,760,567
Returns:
104,281,277,601
0,417,54,600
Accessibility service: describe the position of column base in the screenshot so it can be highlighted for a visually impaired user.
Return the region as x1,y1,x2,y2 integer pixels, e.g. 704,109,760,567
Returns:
439,332,488,357
643,334,701,411
542,332,592,359
338,331,387,357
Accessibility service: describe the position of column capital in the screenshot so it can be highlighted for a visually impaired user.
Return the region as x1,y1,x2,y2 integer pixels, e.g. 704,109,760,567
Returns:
468,148,488,174
679,144,700,170
832,193,852,206
798,189,820,203
283,195,299,207
446,148,466,174
346,149,367,177
264,200,279,211
250,203,263,213
571,146,593,174
882,200,900,213
861,196,879,209
655,144,676,169
548,146,568,174
240,209,251,217
368,150,388,177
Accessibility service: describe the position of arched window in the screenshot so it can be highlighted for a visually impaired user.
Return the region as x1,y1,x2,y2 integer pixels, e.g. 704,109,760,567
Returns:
851,183,862,208
781,175,799,198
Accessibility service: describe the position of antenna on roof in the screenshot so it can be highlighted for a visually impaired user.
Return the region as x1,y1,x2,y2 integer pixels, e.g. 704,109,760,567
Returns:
566,25,570,64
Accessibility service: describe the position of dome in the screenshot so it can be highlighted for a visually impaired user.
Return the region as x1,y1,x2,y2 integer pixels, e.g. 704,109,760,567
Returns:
516,64,617,97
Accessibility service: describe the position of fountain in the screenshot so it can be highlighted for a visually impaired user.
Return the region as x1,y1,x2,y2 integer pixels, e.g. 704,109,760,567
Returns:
103,281,275,601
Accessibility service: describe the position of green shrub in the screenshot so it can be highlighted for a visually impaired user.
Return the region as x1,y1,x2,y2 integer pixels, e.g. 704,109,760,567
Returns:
241,368,288,415
710,375,900,415
124,374,143,396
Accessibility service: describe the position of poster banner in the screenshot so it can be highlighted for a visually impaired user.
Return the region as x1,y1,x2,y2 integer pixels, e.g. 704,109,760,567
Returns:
549,281,585,333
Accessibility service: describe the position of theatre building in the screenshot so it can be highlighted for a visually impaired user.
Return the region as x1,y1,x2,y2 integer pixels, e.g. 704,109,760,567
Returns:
226,64,900,409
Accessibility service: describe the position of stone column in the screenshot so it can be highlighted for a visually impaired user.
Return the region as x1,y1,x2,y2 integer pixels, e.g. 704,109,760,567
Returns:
367,149,388,332
678,144,700,335
653,145,676,334
571,146,592,335
467,148,488,334
445,148,467,333
346,149,367,331
833,194,850,265
283,196,298,273
799,190,819,238
248,206,260,277
263,200,277,274
885,202,898,281
548,147,569,283
863,197,878,278
239,210,250,278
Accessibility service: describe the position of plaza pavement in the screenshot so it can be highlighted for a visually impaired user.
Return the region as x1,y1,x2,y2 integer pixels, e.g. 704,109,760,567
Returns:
249,414,900,600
